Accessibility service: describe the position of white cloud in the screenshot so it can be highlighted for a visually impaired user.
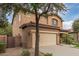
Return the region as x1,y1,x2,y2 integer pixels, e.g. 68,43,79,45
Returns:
62,13,79,30
63,20,74,29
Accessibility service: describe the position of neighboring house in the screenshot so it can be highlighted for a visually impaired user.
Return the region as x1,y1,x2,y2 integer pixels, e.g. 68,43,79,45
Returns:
12,12,63,48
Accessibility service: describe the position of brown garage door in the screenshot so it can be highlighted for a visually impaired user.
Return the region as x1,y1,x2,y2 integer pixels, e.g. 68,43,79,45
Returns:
32,32,56,48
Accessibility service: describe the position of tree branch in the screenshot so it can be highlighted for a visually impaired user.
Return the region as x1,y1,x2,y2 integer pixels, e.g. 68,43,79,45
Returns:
39,4,50,17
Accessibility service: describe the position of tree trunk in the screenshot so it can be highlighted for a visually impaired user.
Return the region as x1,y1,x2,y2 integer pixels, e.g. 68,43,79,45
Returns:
12,12,16,24
34,9,40,56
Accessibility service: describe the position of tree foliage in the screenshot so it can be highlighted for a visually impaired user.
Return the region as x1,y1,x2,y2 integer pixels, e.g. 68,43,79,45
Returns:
0,3,67,19
61,33,74,44
72,19,79,32
0,20,8,28
0,3,66,56
0,22,12,36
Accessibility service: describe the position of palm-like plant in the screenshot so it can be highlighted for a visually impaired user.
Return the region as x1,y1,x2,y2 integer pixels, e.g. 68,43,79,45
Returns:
0,3,66,56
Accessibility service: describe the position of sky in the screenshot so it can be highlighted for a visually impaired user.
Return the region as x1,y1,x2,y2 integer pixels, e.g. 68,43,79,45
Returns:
7,3,79,29
59,3,79,29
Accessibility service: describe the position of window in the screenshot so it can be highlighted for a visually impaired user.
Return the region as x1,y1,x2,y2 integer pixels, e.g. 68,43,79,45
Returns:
52,19,57,27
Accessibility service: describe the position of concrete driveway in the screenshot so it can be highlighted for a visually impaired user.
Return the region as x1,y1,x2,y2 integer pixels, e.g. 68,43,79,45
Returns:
1,45,79,56
39,45,79,56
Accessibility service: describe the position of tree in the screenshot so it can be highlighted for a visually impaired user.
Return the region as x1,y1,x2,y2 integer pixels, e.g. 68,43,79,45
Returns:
72,19,79,41
0,7,12,35
61,33,74,44
5,23,12,36
73,19,79,32
0,20,8,28
0,3,66,56
0,20,12,36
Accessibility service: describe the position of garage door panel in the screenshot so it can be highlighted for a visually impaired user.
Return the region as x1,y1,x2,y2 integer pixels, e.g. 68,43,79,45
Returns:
32,33,56,48
40,33,56,46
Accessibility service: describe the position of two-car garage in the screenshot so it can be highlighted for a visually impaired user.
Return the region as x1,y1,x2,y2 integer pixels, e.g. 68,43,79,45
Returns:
32,31,57,48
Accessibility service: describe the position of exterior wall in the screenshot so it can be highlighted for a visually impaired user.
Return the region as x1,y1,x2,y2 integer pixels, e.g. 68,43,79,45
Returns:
48,16,62,29
30,28,60,47
21,27,32,48
19,13,47,25
14,35,21,47
12,12,62,48
19,13,62,28
21,26,60,48
12,12,62,37
12,14,22,37
56,33,60,45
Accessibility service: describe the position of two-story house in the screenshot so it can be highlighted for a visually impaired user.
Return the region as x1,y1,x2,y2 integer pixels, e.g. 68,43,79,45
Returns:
12,12,63,48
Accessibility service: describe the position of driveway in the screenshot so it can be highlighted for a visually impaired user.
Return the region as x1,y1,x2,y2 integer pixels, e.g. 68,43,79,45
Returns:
1,45,79,56
39,45,79,56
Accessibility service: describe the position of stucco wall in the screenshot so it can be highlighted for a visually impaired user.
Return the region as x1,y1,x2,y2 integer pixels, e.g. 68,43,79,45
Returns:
48,16,63,29
21,27,60,48
12,12,62,37
12,14,22,37
31,29,60,48
21,27,32,48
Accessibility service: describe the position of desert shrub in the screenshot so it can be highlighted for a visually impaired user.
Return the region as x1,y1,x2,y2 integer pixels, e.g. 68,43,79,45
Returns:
21,49,30,56
61,34,75,44
0,41,6,53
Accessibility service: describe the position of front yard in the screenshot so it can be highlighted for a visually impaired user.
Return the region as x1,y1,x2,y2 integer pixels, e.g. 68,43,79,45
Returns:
1,45,79,56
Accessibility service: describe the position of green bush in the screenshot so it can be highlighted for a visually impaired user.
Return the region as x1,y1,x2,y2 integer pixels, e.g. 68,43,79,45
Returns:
21,49,30,56
61,34,75,44
0,41,6,53
0,23,12,36
74,44,79,48
74,43,79,48
71,41,78,45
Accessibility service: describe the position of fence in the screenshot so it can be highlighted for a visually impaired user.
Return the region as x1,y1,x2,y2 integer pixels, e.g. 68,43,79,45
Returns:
0,35,7,42
7,37,15,48
0,35,21,48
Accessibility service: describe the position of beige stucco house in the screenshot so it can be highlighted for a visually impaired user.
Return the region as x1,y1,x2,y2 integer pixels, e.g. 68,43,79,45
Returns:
12,12,63,48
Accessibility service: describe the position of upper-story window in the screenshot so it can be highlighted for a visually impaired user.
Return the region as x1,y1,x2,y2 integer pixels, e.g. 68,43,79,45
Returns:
52,18,57,27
